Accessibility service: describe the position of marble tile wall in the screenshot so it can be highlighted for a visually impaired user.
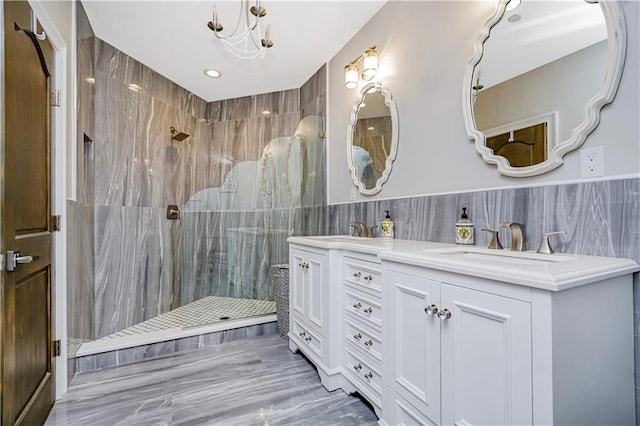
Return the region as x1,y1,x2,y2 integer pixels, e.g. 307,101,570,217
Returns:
67,4,96,354
327,176,640,403
69,21,328,343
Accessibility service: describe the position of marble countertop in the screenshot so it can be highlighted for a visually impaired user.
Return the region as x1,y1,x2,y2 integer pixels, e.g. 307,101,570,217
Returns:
287,236,640,292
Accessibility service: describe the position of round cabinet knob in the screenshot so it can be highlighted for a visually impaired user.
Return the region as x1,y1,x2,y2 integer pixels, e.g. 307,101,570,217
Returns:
437,308,452,321
305,336,312,342
354,363,362,371
364,340,373,347
424,304,439,316
364,274,373,281
353,303,362,310
364,372,373,380
353,333,362,340
363,307,373,314
299,331,306,337
353,272,361,278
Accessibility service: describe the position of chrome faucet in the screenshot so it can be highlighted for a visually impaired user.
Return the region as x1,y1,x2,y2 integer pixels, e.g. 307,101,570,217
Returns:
500,221,526,251
350,221,377,238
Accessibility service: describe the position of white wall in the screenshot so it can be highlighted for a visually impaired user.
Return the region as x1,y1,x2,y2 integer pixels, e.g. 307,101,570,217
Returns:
327,1,640,204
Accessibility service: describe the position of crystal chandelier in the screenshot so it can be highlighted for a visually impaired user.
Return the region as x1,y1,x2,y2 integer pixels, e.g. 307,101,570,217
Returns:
207,0,273,59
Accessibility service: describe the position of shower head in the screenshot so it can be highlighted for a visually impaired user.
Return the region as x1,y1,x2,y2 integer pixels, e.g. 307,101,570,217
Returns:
170,126,190,141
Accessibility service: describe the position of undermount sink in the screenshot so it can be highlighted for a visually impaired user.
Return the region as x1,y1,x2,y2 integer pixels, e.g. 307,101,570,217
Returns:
422,246,573,266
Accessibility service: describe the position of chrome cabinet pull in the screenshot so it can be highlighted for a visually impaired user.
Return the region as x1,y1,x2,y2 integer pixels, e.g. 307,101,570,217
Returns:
299,331,306,338
364,372,373,380
354,363,362,371
353,271,361,278
305,336,312,342
364,274,373,281
353,333,362,340
438,308,452,321
363,307,373,314
353,303,362,309
364,340,373,347
424,304,439,316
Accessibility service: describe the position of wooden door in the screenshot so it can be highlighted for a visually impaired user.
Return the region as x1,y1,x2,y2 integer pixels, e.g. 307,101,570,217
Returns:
440,283,532,426
387,270,441,425
2,1,55,424
486,122,547,167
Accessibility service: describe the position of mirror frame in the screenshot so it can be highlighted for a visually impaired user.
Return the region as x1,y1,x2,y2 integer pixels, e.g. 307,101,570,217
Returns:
462,0,627,177
347,83,399,195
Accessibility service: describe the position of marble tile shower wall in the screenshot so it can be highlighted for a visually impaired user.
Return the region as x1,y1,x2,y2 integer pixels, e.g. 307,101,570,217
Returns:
69,32,327,341
327,177,640,398
67,4,96,347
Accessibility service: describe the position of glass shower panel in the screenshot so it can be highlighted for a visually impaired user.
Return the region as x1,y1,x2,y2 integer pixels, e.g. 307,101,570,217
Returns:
180,116,325,328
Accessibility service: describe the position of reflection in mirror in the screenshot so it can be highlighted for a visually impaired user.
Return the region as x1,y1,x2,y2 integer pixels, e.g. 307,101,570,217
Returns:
463,0,626,177
347,83,398,195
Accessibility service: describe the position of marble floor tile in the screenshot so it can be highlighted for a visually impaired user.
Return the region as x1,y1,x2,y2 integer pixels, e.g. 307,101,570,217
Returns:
46,335,378,425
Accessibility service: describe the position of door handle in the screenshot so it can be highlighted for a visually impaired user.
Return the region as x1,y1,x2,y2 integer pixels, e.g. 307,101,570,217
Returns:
6,251,37,272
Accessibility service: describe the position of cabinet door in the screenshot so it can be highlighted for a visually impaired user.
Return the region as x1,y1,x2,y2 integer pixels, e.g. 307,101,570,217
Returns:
305,250,327,332
290,248,307,318
388,270,441,424
440,283,532,426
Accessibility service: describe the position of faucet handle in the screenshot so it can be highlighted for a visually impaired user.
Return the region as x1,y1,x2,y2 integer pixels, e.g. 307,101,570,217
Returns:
536,231,566,254
367,225,378,238
350,223,359,237
481,228,503,250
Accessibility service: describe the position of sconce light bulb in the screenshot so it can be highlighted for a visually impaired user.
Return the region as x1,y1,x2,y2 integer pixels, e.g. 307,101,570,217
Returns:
362,47,379,81
344,63,359,89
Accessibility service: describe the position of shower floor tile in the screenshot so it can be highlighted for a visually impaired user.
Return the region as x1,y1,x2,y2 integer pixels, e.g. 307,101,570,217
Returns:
99,296,276,340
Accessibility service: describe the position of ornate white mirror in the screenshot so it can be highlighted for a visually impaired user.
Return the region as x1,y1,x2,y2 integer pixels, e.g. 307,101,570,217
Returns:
463,0,626,177
347,83,398,195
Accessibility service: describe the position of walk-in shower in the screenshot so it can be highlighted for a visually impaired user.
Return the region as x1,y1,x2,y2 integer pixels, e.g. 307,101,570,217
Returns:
73,115,325,359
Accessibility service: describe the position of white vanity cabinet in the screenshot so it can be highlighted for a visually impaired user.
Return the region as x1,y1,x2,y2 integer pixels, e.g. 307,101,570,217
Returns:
382,261,635,426
287,236,638,425
288,243,343,390
385,265,532,425
341,252,384,412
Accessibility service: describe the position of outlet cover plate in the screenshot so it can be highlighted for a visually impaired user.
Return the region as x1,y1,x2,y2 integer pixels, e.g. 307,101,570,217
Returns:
580,146,604,178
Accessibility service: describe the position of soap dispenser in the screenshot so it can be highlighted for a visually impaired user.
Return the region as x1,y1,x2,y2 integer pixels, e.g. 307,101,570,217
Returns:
455,207,474,245
381,210,394,239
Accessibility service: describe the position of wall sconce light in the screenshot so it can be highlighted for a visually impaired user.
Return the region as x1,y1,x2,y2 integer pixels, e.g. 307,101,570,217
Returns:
344,46,379,89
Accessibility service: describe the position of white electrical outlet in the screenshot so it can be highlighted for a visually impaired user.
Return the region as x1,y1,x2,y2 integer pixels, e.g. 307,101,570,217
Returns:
350,188,356,201
580,146,604,177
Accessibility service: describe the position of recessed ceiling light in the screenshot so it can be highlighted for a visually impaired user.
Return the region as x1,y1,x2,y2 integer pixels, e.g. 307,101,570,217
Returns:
508,13,522,23
204,69,222,78
127,83,141,92
367,126,375,131
262,110,271,115
85,77,96,84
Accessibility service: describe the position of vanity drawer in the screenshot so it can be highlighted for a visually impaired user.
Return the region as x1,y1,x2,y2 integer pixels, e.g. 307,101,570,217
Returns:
344,256,383,296
344,318,382,364
344,288,382,332
291,318,324,360
344,347,383,405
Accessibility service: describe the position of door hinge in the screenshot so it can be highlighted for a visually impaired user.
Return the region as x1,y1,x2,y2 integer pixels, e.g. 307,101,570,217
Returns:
51,89,61,107
53,340,61,357
52,214,61,232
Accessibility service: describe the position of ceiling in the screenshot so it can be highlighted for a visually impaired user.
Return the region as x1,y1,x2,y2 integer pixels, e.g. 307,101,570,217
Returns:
81,0,388,102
